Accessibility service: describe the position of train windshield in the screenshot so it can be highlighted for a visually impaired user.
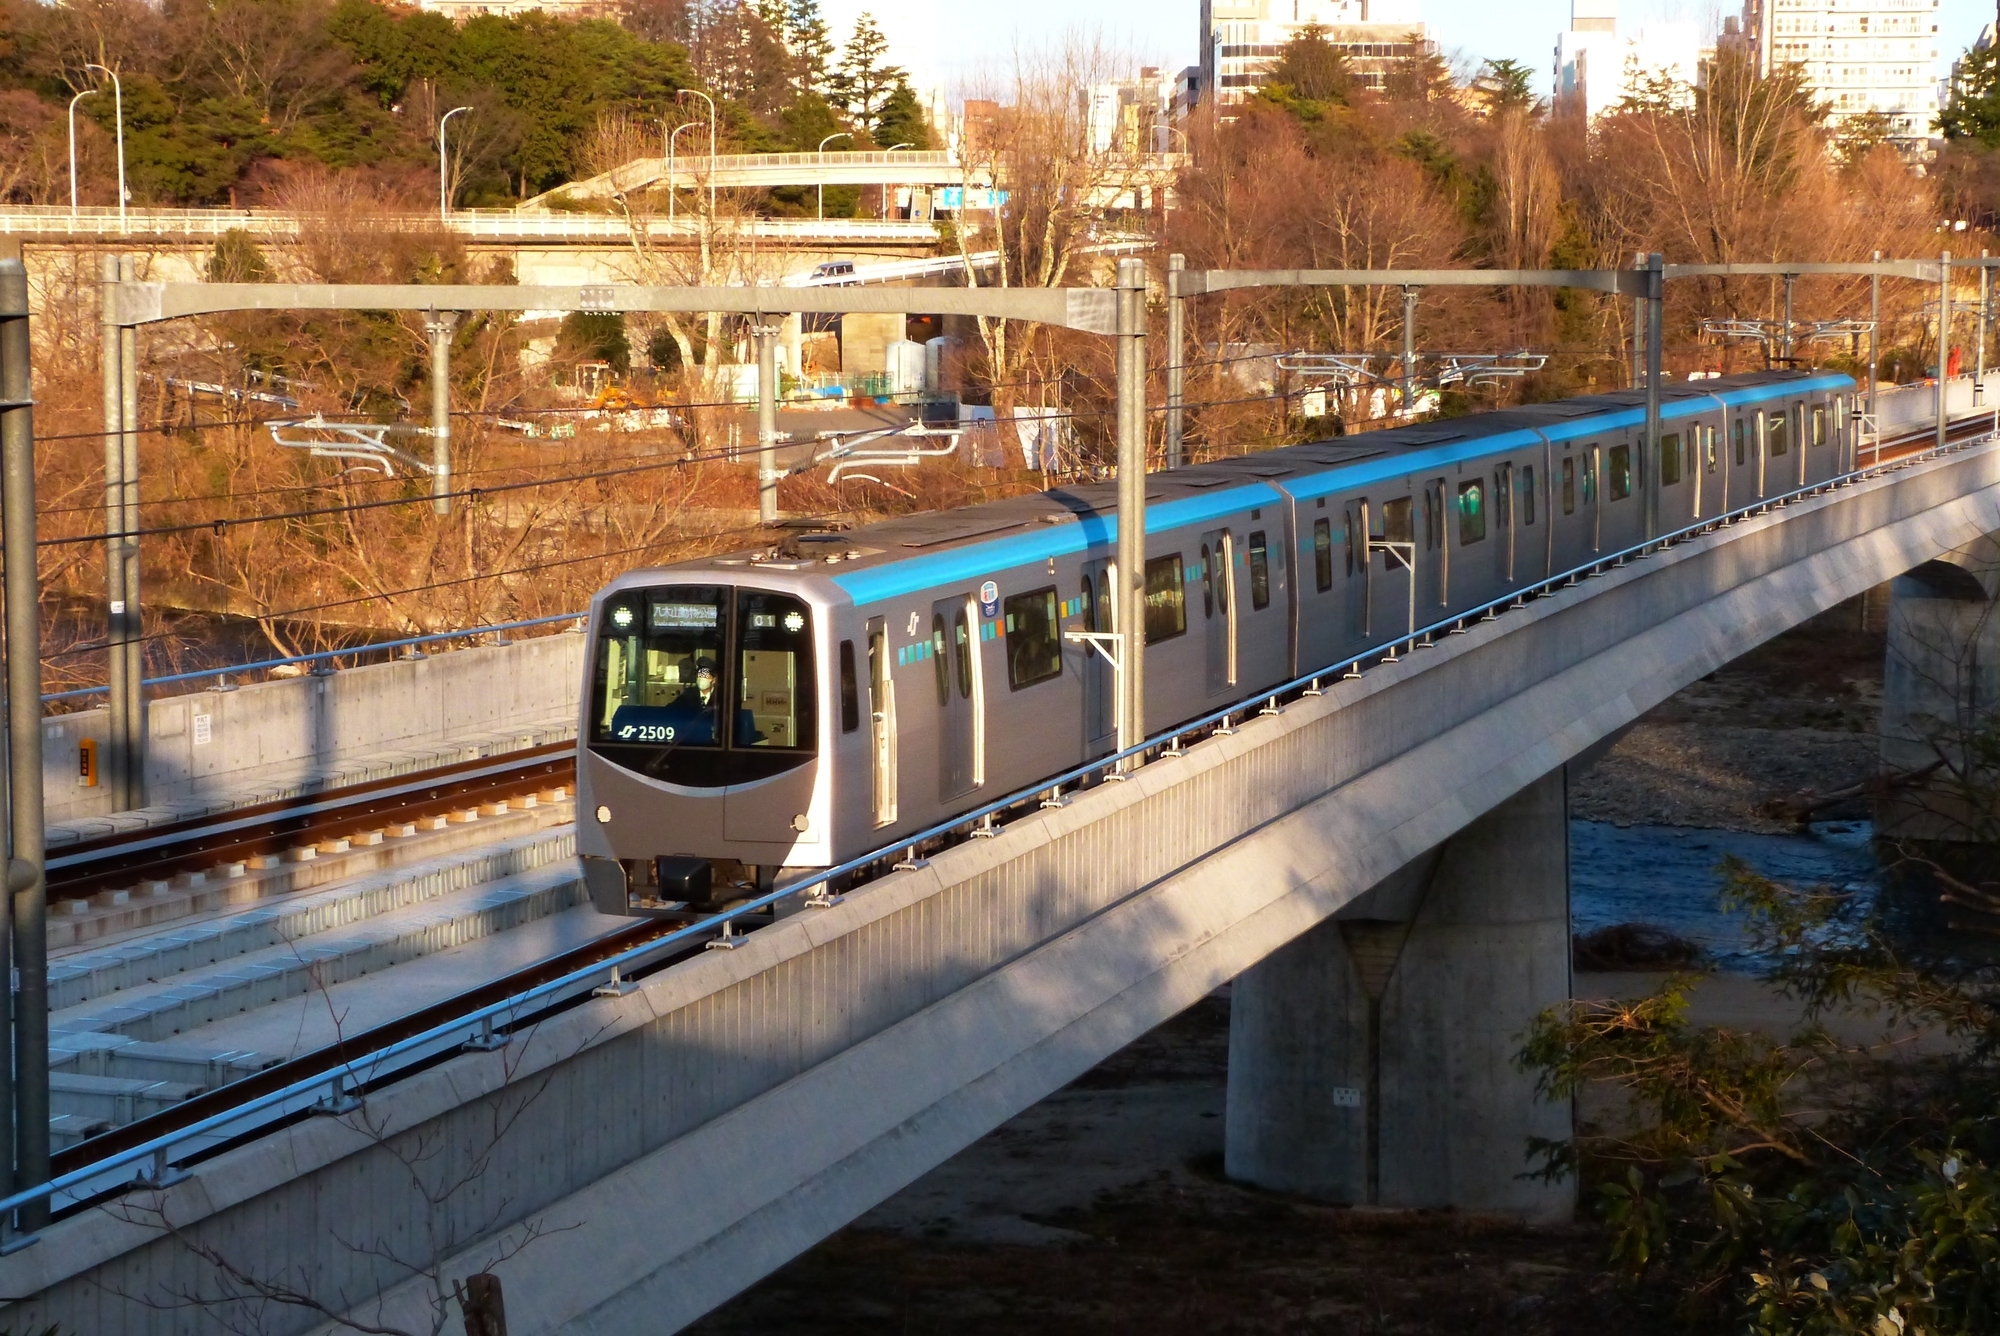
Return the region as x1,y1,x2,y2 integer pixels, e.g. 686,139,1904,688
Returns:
589,584,817,785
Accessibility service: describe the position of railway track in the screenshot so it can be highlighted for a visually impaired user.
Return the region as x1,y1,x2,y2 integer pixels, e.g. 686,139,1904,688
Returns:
23,404,1993,1219
49,743,576,909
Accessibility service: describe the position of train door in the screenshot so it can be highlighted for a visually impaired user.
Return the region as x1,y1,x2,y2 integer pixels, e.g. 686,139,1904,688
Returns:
1345,499,1370,638
1081,559,1115,749
1201,527,1238,692
1423,478,1448,610
1755,411,1769,497
1794,403,1808,488
1730,414,1748,508
1584,445,1602,552
866,617,897,827
931,596,975,801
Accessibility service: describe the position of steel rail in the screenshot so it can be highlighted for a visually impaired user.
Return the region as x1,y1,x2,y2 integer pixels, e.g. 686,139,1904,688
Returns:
1,407,1989,1237
45,749,574,909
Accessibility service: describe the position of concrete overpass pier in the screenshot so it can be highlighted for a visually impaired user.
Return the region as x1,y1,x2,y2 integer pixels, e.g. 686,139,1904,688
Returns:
1226,771,1573,1220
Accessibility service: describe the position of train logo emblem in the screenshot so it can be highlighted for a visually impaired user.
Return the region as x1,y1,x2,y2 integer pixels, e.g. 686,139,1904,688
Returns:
979,580,999,617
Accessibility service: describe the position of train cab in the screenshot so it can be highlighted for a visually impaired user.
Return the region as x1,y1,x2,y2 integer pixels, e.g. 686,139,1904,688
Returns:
578,578,833,915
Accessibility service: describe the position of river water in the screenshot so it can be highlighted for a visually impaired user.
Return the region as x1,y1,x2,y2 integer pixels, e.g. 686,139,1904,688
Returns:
1569,819,1882,972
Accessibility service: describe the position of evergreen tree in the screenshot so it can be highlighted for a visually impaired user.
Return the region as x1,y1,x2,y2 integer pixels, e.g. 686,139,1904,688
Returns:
871,77,929,148
1941,42,2000,148
783,0,835,98
1475,58,1541,117
833,13,903,129
1263,26,1352,106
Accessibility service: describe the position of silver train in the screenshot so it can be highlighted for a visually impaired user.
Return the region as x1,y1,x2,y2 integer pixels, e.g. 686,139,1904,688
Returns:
577,369,1858,914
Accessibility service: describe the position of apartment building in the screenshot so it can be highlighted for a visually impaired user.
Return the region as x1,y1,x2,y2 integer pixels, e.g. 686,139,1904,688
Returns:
1198,0,1432,113
1730,0,1940,142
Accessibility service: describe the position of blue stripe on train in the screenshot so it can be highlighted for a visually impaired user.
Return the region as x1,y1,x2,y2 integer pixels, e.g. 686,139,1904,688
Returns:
830,375,1856,609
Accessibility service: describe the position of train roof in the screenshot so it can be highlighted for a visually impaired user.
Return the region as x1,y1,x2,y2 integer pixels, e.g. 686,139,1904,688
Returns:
661,368,1853,608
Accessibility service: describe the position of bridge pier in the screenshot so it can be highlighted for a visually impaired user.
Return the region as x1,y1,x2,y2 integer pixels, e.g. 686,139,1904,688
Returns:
1224,769,1574,1220
1878,544,2000,845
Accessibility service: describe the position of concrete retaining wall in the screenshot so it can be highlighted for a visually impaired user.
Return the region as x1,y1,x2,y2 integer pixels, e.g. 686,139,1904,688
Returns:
6,441,1997,1336
44,632,587,834
1874,372,2000,436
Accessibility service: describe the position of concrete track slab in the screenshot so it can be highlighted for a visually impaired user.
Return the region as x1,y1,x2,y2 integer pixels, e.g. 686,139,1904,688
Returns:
171,897,621,1060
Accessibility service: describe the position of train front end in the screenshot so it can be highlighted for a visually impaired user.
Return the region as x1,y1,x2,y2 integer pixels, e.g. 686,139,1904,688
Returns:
576,572,834,915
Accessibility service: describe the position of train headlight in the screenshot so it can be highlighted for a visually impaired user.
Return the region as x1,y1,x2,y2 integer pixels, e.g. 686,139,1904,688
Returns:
595,805,612,824
611,606,634,630
783,611,805,632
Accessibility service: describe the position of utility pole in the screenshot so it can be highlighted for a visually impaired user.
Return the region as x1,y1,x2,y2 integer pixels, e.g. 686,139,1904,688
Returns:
1870,250,1881,420
1644,253,1663,541
1165,253,1185,469
98,256,126,811
1400,286,1417,415
3,255,47,1230
118,259,142,802
99,256,143,811
1940,250,1952,458
1781,272,1795,365
1980,251,1990,390
1115,257,1148,759
426,313,455,516
1631,250,1645,386
755,322,780,526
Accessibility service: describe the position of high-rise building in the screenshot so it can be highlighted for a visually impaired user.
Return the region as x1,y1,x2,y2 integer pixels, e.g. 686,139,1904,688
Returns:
1729,0,1940,143
1198,0,1432,114
1554,0,1705,120
1086,69,1182,153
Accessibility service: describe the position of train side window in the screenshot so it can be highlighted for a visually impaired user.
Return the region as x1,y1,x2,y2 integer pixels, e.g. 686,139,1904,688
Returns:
1313,518,1334,591
1492,470,1511,529
1561,457,1576,514
1608,444,1632,500
1144,554,1187,642
1381,497,1413,545
1582,450,1597,504
1768,411,1789,456
1706,426,1719,472
839,640,859,733
1811,405,1827,446
1732,418,1746,464
1659,433,1681,485
1456,479,1486,544
930,614,949,706
1247,533,1270,610
1200,543,1215,617
1003,587,1063,689
953,608,973,699
1519,465,1536,525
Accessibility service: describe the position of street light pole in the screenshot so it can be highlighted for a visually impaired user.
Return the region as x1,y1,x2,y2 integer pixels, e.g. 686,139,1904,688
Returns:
668,122,698,222
66,88,97,217
817,132,852,221
83,64,123,234
438,106,473,221
677,89,717,217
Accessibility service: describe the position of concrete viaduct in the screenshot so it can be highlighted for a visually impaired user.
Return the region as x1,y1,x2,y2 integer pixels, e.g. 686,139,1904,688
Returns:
3,401,1996,1332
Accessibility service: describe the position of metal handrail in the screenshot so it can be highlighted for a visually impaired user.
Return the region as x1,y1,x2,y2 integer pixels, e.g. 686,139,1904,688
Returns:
42,612,583,705
0,423,1986,1232
0,208,939,241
